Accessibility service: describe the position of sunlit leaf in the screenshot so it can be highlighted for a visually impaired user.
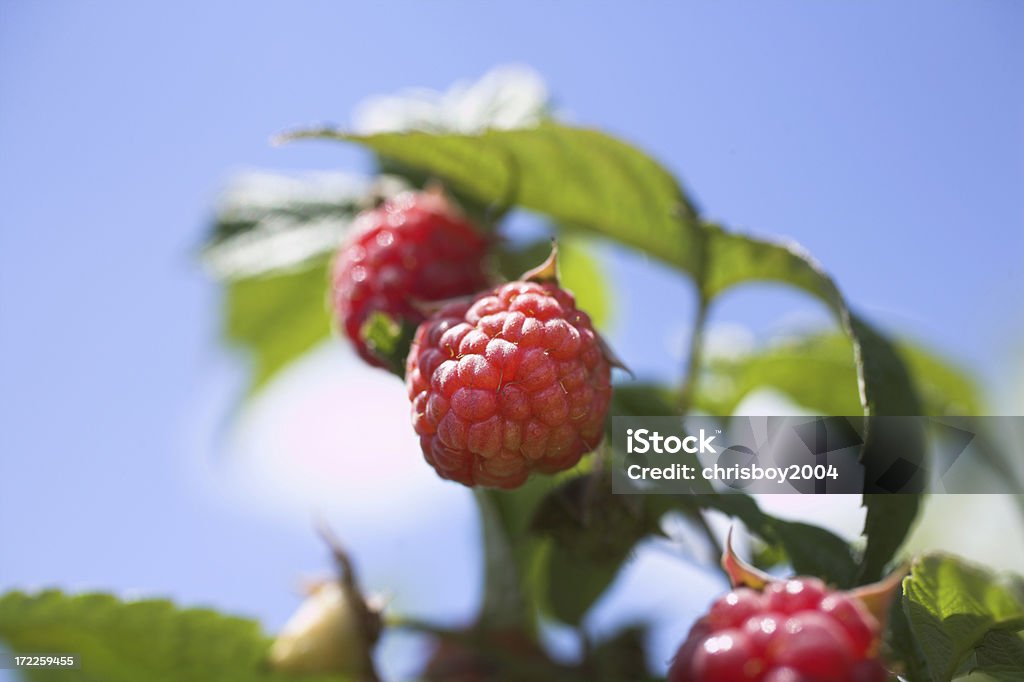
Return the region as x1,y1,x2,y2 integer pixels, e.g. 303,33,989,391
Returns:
698,334,863,416
699,332,985,419
279,124,702,276
903,555,1024,681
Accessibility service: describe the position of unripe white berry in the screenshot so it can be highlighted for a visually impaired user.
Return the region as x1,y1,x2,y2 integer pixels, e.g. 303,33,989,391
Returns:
269,580,368,675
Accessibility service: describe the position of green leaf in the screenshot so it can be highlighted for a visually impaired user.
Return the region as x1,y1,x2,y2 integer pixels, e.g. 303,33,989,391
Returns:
203,171,401,280
530,477,651,563
903,555,1024,681
582,626,651,682
657,494,861,588
843,316,924,585
848,315,924,416
699,332,985,419
543,550,623,627
701,225,845,305
888,592,933,682
529,476,654,624
858,493,922,585
224,260,332,395
609,383,679,420
699,224,924,417
0,590,349,682
898,342,985,417
698,325,992,583
698,334,864,416
280,124,702,276
971,630,1024,679
672,224,927,583
358,311,416,377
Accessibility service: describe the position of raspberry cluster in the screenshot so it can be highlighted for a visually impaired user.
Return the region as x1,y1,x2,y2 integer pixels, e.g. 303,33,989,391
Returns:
669,578,888,682
405,279,612,488
330,190,612,488
331,191,490,367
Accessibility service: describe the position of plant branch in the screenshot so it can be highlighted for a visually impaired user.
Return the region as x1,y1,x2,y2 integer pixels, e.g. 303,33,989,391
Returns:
694,509,725,567
677,211,713,414
676,221,724,576
316,519,383,682
678,289,711,414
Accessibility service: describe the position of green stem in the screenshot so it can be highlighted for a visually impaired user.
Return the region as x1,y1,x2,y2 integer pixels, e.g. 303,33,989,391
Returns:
675,233,725,572
678,289,711,414
474,489,532,630
693,508,725,564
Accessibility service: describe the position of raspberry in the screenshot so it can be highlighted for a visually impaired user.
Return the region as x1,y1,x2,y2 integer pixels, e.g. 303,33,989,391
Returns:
774,612,855,678
331,190,489,367
668,578,889,682
672,619,713,677
691,629,763,680
847,661,889,682
742,612,785,655
764,578,827,614
708,588,765,630
819,594,879,658
405,253,613,488
761,668,811,682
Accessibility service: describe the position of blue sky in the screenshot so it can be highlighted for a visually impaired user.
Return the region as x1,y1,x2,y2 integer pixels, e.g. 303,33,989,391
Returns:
1,1,1022,678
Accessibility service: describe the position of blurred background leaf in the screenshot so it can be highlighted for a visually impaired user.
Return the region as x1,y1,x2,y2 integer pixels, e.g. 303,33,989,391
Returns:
698,332,985,418
203,172,409,281
0,591,349,682
697,333,864,416
224,260,332,396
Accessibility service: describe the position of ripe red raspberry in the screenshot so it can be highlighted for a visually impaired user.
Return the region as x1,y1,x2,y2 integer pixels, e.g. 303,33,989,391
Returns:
668,578,888,682
331,190,489,367
405,251,613,488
